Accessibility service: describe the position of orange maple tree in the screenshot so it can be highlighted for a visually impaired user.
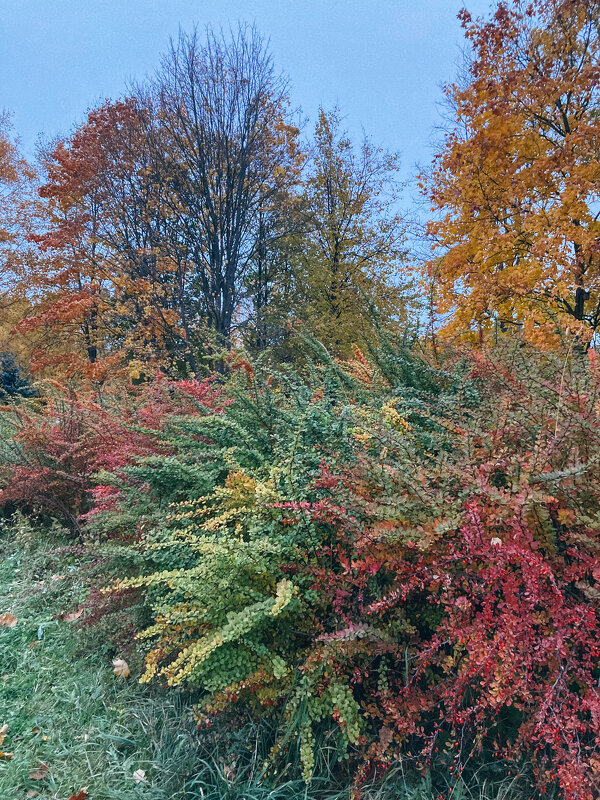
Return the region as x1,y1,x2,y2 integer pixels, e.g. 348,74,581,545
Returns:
20,98,181,381
425,0,600,345
0,115,36,308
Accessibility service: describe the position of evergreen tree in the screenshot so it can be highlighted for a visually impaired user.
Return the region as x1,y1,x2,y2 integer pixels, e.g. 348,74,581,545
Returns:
0,352,36,398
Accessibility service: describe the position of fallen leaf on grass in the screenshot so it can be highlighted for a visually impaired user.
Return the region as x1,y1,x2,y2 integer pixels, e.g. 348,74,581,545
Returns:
133,768,146,783
112,657,130,678
50,574,65,581
26,792,39,798
68,789,89,800
57,608,84,623
0,723,8,746
0,613,17,628
0,751,13,760
29,763,49,780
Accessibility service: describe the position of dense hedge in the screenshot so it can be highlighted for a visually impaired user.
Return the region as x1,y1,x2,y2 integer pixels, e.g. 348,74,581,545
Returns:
2,339,600,799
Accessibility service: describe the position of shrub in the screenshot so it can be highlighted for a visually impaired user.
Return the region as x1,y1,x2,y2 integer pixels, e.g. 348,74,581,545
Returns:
0,351,37,398
0,375,223,535
21,338,600,799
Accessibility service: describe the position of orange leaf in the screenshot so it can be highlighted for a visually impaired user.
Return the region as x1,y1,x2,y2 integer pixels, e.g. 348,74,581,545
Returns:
57,608,84,623
68,790,89,800
0,613,17,628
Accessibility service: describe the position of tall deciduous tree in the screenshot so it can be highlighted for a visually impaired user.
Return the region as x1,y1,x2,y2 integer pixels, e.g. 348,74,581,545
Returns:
293,108,411,355
151,24,303,347
0,114,46,373
426,0,600,345
24,26,303,377
34,99,195,378
0,114,36,306
21,109,120,381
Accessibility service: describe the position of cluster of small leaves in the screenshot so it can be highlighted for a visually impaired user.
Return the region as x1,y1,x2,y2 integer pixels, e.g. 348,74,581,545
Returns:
92,339,600,799
91,343,469,775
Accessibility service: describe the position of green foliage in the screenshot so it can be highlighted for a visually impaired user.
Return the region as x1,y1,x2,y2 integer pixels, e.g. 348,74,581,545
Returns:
0,352,36,398
87,336,600,800
93,340,485,775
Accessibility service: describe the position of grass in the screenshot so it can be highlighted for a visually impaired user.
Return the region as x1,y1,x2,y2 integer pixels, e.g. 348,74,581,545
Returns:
0,522,539,800
0,536,205,799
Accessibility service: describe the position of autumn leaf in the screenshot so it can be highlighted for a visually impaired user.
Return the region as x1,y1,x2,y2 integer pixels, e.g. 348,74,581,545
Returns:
112,657,130,678
29,763,49,780
68,789,89,800
0,612,17,628
0,751,13,760
0,723,8,746
57,608,83,623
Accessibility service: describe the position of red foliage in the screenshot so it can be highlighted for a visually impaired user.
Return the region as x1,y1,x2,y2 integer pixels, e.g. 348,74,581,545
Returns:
274,348,600,799
0,375,224,534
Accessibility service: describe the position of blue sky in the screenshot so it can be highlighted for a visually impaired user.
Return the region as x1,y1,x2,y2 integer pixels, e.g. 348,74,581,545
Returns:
2,0,491,179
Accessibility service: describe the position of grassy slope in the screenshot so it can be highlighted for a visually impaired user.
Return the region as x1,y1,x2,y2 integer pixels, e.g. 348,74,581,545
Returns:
0,529,531,800
0,540,211,800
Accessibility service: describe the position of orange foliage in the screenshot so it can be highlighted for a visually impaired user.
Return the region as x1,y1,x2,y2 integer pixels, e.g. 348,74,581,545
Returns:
425,0,600,345
23,99,188,381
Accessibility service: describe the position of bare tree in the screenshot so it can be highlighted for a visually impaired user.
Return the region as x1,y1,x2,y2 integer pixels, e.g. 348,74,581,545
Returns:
150,24,302,347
